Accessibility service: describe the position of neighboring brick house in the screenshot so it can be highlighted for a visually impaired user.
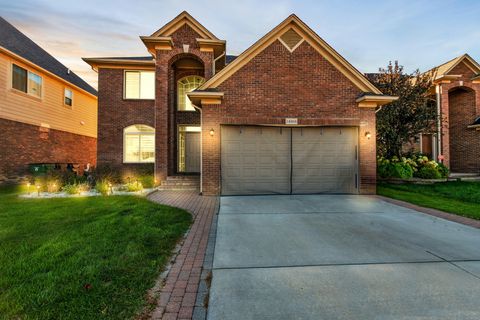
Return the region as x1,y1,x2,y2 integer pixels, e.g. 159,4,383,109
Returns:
0,17,97,183
84,11,396,195
408,55,480,173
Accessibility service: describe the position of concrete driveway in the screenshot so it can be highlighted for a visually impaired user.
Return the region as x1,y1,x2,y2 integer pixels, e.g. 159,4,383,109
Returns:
207,195,480,320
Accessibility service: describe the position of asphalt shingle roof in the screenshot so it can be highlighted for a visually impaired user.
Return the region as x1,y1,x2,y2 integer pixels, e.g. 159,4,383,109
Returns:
0,17,97,96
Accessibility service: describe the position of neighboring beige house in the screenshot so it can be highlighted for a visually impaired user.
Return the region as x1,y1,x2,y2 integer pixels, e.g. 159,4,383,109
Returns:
0,17,97,183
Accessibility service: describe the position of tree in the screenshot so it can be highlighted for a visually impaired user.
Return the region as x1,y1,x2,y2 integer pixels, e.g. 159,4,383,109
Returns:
371,61,436,158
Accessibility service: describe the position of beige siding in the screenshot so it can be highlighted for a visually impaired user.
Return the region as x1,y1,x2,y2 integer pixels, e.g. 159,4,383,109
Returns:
0,52,97,137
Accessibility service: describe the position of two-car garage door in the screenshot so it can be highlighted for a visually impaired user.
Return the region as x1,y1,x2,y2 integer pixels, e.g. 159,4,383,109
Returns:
221,126,358,195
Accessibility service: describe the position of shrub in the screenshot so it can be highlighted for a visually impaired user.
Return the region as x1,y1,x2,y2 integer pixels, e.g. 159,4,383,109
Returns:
95,180,111,196
392,162,414,179
415,166,442,179
119,181,144,192
138,175,156,188
63,183,90,195
437,163,450,178
377,155,447,180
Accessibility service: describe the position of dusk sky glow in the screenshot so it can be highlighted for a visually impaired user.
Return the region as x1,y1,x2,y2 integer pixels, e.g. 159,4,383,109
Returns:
2,0,479,88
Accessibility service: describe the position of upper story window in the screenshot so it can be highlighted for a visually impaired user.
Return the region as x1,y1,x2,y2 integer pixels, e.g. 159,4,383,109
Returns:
124,70,155,99
12,64,42,98
64,88,73,106
177,76,205,111
123,124,155,163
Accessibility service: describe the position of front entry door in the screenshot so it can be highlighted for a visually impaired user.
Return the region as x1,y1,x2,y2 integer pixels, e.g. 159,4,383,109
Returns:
185,132,200,172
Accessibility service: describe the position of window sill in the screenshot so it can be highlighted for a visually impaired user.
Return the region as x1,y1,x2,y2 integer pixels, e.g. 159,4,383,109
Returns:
9,88,42,102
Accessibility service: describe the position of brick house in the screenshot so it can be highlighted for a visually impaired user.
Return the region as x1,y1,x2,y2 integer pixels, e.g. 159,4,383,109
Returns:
413,55,480,173
0,17,97,183
84,11,397,195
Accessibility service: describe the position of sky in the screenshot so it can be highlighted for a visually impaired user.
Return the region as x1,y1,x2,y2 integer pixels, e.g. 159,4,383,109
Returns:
1,0,479,89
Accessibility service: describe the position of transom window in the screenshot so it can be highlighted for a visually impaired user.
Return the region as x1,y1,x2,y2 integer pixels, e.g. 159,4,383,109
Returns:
12,64,42,98
124,70,155,99
177,76,204,111
123,125,155,163
64,88,73,106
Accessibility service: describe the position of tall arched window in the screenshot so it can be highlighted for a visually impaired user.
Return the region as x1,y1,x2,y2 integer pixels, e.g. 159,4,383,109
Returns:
123,125,155,163
177,76,205,111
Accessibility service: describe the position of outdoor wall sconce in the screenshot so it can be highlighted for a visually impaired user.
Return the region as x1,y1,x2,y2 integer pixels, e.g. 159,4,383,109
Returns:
209,128,215,136
365,132,372,140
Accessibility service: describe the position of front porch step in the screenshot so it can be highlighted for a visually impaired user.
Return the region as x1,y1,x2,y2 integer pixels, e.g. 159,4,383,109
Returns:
448,172,480,181
157,176,200,191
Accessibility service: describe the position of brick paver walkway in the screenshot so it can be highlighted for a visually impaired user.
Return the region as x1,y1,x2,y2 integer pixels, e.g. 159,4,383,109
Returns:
148,191,219,320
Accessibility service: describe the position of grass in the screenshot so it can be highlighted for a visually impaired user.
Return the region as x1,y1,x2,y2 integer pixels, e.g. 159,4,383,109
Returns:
0,186,191,320
377,181,480,220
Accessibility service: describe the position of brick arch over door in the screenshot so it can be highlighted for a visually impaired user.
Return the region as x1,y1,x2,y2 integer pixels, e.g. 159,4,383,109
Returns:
154,28,214,179
448,86,479,173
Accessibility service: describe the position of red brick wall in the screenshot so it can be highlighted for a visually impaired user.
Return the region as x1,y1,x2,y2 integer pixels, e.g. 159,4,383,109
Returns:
448,88,479,172
0,118,96,183
154,24,213,179
439,61,480,172
201,40,376,195
96,68,155,174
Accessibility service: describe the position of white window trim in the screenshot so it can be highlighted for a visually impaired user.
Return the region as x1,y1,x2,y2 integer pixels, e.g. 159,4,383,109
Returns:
10,63,43,99
123,70,155,100
64,87,73,108
123,125,155,163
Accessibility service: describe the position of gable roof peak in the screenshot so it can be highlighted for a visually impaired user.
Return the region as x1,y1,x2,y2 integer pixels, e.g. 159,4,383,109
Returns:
199,13,382,94
426,53,480,79
150,11,218,40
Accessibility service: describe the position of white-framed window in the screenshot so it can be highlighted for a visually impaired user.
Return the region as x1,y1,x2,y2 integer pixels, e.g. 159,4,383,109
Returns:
64,88,73,106
177,76,204,111
123,124,155,163
124,70,155,99
12,64,42,98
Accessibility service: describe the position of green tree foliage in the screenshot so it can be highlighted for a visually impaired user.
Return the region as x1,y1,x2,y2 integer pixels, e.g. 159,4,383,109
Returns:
371,61,437,158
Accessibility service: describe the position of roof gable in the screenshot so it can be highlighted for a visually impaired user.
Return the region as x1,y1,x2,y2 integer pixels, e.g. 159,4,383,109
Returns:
150,11,218,40
429,54,480,79
199,14,381,94
0,17,97,96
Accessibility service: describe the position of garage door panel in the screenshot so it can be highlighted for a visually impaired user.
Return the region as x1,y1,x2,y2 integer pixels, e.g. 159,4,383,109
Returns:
221,126,291,195
292,127,357,194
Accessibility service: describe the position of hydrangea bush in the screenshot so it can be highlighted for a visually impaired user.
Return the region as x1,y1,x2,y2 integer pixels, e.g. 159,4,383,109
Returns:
377,155,449,180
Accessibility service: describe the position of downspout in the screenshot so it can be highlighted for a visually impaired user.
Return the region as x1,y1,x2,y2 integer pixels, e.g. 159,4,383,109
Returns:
212,51,226,76
435,84,442,162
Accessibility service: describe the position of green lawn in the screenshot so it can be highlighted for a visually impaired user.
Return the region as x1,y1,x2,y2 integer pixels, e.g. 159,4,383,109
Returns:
0,186,191,320
377,181,480,220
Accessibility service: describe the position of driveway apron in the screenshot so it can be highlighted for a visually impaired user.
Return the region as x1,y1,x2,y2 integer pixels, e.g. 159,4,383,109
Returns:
208,195,480,320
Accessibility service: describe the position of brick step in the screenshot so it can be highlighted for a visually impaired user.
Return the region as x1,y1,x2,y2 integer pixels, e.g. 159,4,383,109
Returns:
161,181,200,186
158,176,200,191
166,175,200,181
156,185,200,191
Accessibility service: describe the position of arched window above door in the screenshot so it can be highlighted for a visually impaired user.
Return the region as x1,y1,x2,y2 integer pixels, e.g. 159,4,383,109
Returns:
177,76,205,111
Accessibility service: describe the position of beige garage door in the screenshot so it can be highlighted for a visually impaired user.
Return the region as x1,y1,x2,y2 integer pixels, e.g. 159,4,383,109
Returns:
292,127,358,194
221,126,290,195
221,126,358,195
